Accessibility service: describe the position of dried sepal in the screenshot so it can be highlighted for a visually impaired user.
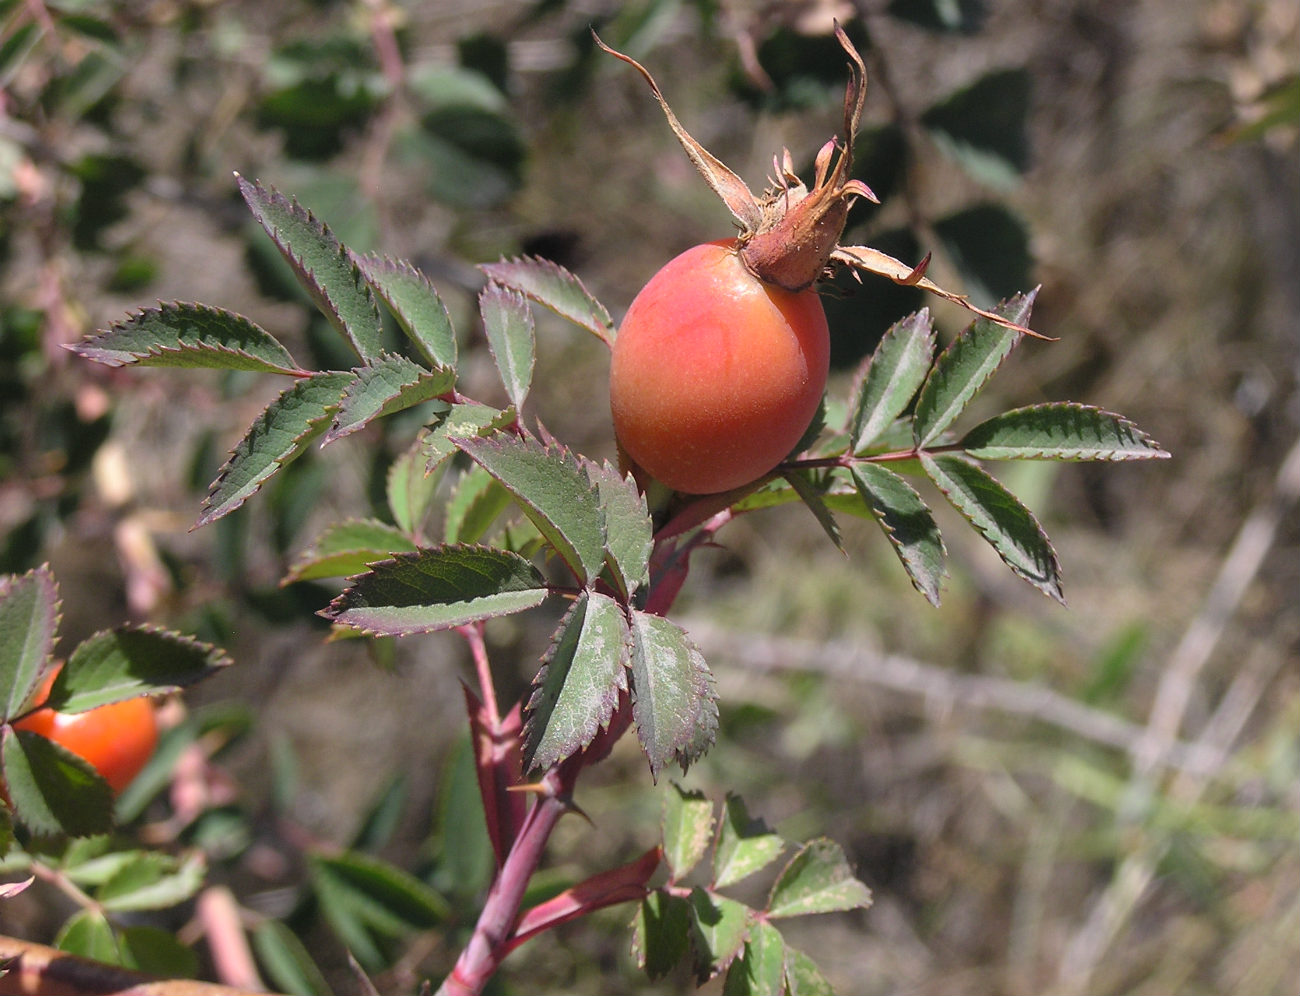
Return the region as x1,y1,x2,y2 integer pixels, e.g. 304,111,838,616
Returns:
832,246,1053,339
592,32,762,235
601,22,1053,336
598,25,876,293
741,22,880,291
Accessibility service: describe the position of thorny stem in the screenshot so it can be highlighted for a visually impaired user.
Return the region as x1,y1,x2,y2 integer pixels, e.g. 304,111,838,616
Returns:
440,497,711,994
439,767,574,996
442,435,961,996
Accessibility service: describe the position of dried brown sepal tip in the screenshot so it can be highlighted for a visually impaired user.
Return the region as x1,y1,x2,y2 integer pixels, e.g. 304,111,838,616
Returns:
740,22,879,291
598,25,1052,339
593,24,874,293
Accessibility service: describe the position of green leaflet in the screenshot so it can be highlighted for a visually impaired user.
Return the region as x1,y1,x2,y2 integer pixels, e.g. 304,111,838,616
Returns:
116,926,201,979
631,891,693,980
326,353,454,443
523,591,629,771
238,176,384,361
912,291,1035,448
285,519,418,584
662,783,714,883
96,851,205,913
785,946,836,996
767,838,873,919
70,303,302,374
850,463,947,606
724,920,786,996
53,627,230,712
323,545,549,637
959,403,1170,461
628,611,718,779
54,910,119,965
2,729,113,837
480,255,616,347
784,470,843,553
479,282,535,412
355,253,457,369
920,452,1063,602
588,459,653,600
851,308,936,453
456,433,604,584
713,793,786,890
689,888,753,984
444,466,514,545
196,371,353,528
0,565,59,720
388,433,447,538
423,403,516,475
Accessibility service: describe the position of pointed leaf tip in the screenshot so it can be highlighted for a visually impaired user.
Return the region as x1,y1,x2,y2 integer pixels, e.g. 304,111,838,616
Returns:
71,303,301,374
55,625,230,712
588,459,653,600
479,256,615,346
326,353,455,444
355,253,458,369
920,453,1064,603
238,176,383,361
196,371,353,528
851,308,936,453
661,784,714,882
0,564,62,719
913,291,1035,448
523,591,629,772
851,463,946,605
767,838,872,919
713,793,786,889
479,283,535,412
959,403,1170,461
628,611,718,779
324,545,549,637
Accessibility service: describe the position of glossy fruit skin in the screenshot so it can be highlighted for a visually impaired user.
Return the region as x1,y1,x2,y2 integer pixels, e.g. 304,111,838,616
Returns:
610,240,830,494
14,669,159,795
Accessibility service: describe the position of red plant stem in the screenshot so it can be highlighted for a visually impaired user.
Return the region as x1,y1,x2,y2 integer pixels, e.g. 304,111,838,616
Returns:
460,622,499,725
445,494,712,993
439,770,571,996
786,442,970,473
